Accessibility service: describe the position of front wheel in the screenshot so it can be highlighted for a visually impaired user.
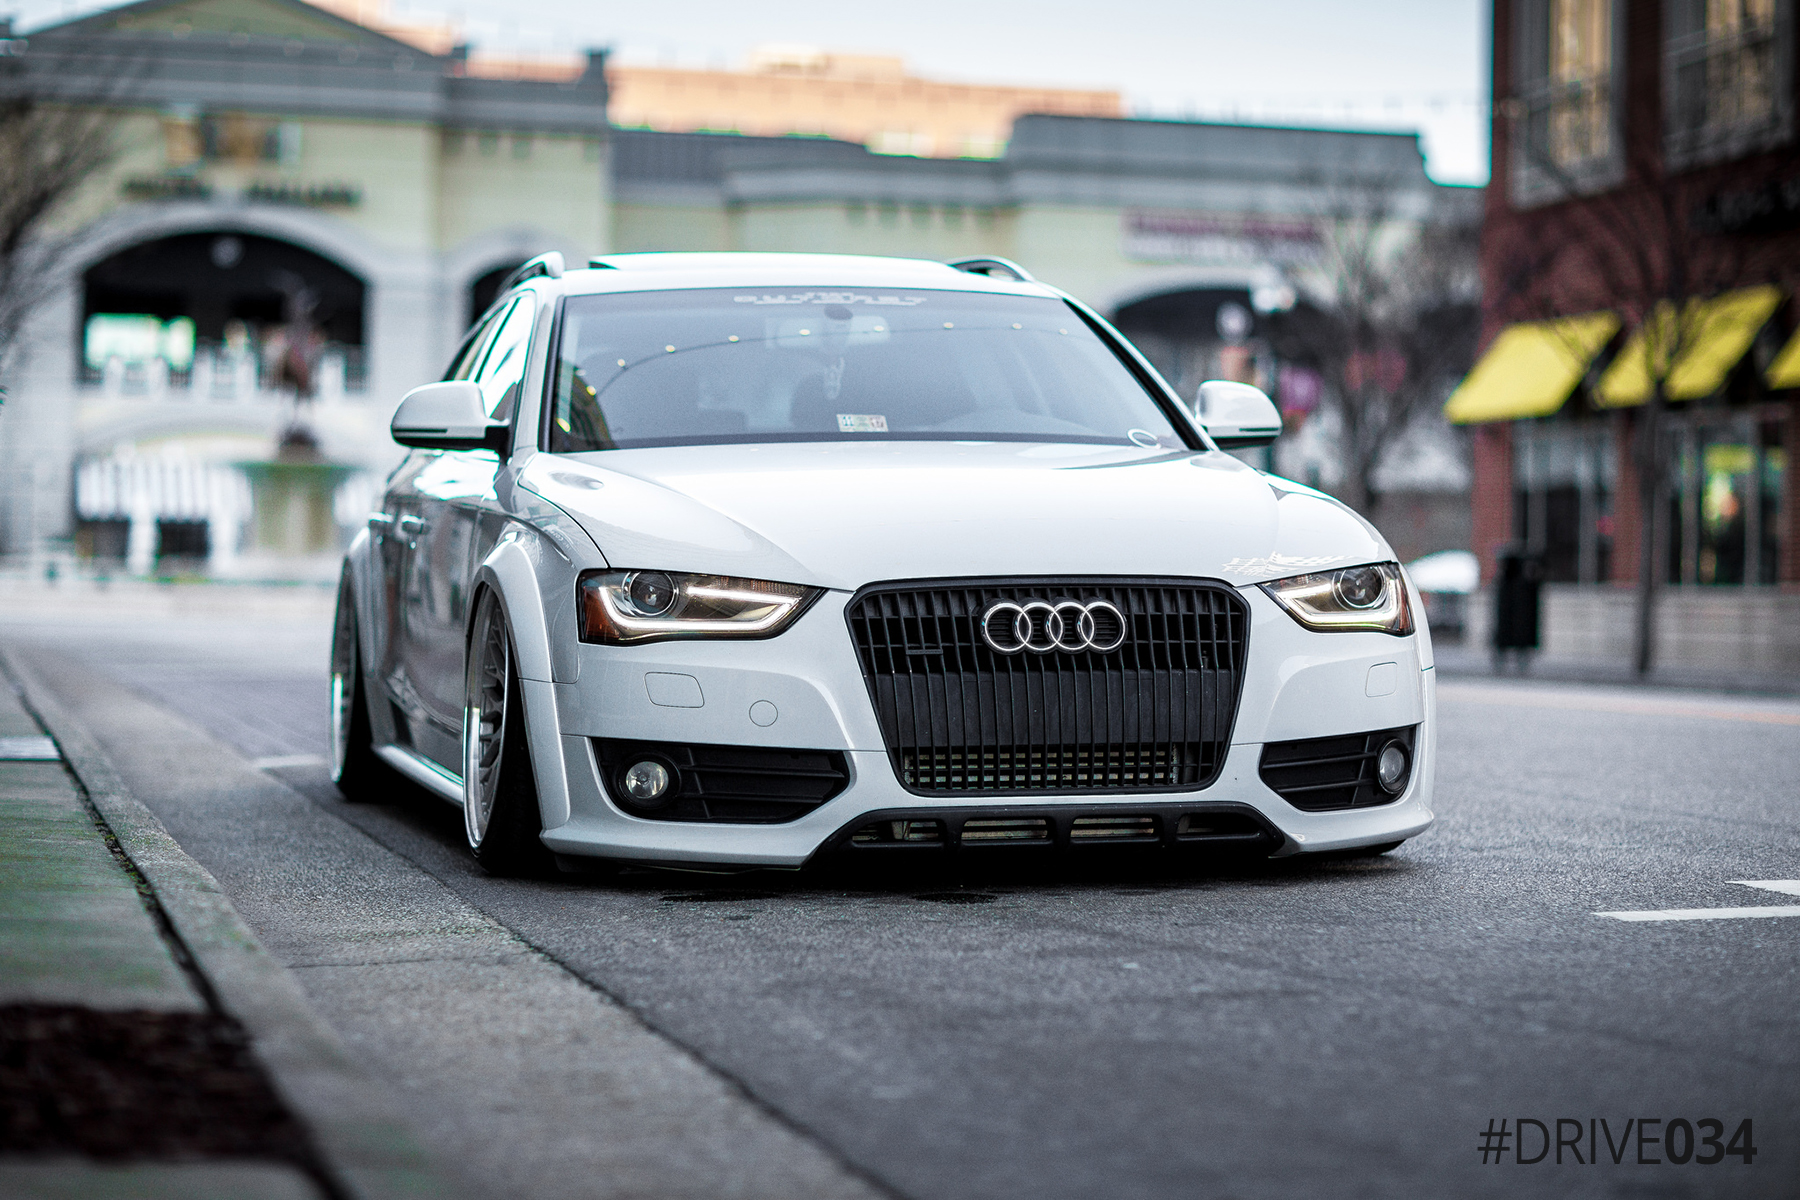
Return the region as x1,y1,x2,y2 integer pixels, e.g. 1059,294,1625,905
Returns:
463,591,556,877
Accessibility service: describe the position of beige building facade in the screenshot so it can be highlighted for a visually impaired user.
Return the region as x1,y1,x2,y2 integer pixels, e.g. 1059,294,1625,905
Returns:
0,0,609,575
1,0,1475,578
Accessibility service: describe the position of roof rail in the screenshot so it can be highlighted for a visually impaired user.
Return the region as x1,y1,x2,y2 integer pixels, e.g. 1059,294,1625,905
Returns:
498,251,564,293
587,256,619,269
946,256,1036,283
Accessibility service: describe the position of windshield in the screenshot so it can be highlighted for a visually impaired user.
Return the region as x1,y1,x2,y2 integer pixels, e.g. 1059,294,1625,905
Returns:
544,288,1190,451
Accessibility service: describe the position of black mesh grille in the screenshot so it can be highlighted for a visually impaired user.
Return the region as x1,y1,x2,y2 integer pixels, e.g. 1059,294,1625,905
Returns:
1258,725,1417,811
845,578,1249,794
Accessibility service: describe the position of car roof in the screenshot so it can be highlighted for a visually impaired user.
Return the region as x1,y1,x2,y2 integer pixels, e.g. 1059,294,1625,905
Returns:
550,252,1056,300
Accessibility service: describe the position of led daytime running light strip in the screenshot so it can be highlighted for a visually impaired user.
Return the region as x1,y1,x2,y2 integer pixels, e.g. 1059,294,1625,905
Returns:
598,586,798,635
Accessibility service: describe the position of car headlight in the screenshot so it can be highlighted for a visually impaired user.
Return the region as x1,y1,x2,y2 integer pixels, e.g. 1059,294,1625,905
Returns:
1260,562,1413,635
578,570,819,644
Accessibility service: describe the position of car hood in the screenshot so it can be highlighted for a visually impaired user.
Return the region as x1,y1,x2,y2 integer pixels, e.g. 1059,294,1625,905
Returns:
518,442,1391,591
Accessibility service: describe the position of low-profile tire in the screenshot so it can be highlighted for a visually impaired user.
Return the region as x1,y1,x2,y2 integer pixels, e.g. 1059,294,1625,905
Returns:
463,591,556,877
330,577,390,802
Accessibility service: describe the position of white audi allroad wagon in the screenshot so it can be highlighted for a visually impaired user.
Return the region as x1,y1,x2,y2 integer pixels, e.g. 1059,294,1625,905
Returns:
330,252,1435,875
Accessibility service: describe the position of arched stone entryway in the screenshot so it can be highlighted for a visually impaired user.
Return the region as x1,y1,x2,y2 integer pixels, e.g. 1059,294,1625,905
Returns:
467,262,526,327
81,231,367,395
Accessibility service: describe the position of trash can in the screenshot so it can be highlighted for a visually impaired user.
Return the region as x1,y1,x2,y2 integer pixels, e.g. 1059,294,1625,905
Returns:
1492,547,1543,655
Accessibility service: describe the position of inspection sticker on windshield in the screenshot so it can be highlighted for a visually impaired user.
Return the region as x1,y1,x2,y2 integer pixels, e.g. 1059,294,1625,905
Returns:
837,413,889,433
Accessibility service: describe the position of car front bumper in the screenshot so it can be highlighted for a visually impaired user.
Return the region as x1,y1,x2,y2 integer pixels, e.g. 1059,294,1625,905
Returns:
537,585,1436,866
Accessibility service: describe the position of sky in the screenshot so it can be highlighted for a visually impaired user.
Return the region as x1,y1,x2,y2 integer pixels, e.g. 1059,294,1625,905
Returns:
11,0,1492,184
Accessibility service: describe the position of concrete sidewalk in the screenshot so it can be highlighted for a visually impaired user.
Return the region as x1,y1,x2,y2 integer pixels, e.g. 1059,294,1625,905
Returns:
0,652,465,1200
1432,640,1800,696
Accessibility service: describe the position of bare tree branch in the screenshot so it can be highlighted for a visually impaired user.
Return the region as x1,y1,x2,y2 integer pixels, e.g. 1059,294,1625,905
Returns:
1268,180,1481,515
0,45,138,391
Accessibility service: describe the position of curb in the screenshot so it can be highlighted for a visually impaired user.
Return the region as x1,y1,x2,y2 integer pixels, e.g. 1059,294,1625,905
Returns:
1,646,476,1200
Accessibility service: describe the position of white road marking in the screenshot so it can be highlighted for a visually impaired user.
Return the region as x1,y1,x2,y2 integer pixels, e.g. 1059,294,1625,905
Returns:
1597,881,1800,922
1597,905,1800,922
251,754,324,771
1731,879,1800,897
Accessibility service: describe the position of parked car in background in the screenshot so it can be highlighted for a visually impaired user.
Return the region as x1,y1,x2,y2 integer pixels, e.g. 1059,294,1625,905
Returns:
1406,550,1480,641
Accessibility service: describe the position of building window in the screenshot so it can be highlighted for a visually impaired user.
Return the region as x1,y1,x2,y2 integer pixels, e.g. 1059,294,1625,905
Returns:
1550,0,1614,164
1665,408,1787,584
193,112,298,165
1665,0,1794,165
1510,0,1622,203
1513,419,1616,583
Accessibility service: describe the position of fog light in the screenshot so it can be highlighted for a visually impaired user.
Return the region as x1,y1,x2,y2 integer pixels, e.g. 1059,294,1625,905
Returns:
1376,742,1410,795
622,759,673,805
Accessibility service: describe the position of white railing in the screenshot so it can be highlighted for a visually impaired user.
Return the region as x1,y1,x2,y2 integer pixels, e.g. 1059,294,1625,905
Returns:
74,452,377,578
83,347,367,404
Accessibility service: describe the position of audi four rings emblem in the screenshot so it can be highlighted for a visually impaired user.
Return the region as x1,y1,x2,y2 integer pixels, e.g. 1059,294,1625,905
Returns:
980,599,1127,654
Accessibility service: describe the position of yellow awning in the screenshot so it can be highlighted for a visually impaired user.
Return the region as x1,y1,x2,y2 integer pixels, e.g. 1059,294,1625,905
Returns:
1443,312,1620,424
1595,285,1783,407
1767,323,1800,391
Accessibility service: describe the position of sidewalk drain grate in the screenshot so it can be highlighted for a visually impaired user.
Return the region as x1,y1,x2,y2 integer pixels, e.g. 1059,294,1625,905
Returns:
0,736,58,761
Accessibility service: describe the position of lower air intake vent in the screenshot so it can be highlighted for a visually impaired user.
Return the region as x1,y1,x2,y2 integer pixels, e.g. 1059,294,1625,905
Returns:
1069,815,1159,841
1259,725,1417,811
593,740,848,823
826,805,1282,855
850,819,946,846
1175,812,1267,839
959,818,1051,843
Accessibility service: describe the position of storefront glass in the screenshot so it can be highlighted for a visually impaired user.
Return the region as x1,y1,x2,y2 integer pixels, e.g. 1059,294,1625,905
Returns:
1665,408,1786,585
1513,418,1615,582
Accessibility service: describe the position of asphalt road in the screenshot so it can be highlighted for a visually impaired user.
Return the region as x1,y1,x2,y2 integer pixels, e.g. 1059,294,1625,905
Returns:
4,584,1797,1199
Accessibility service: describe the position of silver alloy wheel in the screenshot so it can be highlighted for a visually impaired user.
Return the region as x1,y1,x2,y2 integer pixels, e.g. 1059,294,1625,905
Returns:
463,598,510,848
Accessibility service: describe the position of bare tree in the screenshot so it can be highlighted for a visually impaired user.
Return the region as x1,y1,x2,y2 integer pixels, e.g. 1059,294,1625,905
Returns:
0,35,129,396
1266,187,1482,517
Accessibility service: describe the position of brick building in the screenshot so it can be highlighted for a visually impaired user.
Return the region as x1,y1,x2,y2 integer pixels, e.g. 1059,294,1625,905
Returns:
1448,0,1800,674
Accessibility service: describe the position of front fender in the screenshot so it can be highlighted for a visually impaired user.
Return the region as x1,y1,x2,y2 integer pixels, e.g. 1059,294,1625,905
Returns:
472,531,557,684
471,528,575,830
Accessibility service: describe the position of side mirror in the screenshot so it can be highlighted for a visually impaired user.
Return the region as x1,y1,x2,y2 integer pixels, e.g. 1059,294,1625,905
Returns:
390,381,509,453
1195,380,1282,449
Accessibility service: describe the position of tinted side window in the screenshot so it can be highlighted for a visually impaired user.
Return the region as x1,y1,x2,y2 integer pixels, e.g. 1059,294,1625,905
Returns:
446,305,508,381
472,293,537,418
